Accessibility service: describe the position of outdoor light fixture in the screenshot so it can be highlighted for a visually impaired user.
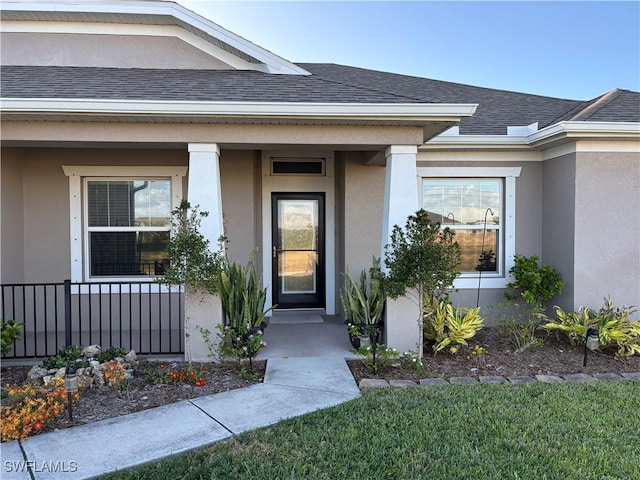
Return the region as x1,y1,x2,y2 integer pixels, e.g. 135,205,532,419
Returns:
65,364,78,421
583,327,599,366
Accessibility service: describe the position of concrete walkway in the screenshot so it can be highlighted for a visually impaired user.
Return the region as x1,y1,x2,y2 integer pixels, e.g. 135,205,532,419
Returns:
2,357,361,480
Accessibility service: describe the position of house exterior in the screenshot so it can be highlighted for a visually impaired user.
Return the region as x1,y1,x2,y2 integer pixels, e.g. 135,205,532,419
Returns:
2,0,639,360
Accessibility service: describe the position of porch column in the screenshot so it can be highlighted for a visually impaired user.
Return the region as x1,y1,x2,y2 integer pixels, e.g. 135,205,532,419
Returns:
184,143,224,362
381,145,422,357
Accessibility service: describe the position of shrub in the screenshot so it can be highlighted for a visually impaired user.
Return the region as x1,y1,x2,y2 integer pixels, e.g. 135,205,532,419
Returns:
424,299,484,354
96,346,127,363
540,297,640,359
1,320,22,356
42,345,87,370
504,254,564,314
167,364,207,387
340,259,385,326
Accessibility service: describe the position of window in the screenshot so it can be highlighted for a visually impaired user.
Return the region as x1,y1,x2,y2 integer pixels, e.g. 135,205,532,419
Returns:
63,166,186,282
86,179,171,278
418,167,521,289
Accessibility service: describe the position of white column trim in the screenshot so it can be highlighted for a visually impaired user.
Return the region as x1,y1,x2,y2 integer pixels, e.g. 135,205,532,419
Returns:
187,143,224,253
381,145,419,264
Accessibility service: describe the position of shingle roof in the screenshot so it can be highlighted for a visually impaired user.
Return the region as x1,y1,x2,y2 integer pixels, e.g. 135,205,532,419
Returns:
2,63,638,135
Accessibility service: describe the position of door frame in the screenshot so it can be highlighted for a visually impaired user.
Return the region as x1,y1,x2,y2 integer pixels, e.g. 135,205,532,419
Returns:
261,151,335,314
271,192,325,309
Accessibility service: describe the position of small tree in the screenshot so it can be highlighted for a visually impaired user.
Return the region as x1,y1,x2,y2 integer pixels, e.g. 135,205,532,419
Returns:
382,209,460,304
160,200,225,295
381,210,461,354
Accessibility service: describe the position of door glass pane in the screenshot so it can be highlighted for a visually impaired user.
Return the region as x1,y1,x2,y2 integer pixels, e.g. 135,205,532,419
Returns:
278,199,318,294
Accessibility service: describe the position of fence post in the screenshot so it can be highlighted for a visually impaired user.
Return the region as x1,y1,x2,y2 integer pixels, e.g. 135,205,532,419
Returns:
64,279,72,347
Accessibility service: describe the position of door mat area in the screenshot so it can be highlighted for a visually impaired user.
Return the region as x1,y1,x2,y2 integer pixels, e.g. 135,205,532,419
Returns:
268,314,324,324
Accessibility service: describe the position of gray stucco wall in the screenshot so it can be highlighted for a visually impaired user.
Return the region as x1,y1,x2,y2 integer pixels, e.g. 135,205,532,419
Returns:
1,33,231,70
0,147,188,283
219,150,259,264
1,148,25,283
573,152,640,309
542,153,577,312
342,153,385,276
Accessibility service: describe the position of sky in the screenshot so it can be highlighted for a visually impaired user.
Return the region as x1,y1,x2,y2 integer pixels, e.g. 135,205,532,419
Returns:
178,0,640,100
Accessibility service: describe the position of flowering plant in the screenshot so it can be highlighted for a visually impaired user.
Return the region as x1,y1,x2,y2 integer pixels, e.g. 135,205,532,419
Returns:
217,322,267,371
103,360,127,391
1,377,78,441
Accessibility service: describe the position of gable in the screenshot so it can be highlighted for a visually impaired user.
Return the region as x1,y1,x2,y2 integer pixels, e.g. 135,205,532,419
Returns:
1,32,234,70
0,0,309,75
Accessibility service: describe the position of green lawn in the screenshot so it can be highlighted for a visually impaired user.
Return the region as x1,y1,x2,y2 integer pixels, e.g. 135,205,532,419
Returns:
105,382,640,480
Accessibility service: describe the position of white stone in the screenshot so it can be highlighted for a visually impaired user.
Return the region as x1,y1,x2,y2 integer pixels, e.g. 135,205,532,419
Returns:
42,375,53,384
54,367,66,378
124,350,137,364
27,365,48,380
82,344,102,358
89,360,101,369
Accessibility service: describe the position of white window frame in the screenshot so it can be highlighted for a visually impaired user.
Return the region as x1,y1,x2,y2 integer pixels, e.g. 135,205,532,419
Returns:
63,166,186,284
417,167,521,289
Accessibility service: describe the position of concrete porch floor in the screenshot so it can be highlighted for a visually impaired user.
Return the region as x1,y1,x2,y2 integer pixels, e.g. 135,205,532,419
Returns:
257,313,360,359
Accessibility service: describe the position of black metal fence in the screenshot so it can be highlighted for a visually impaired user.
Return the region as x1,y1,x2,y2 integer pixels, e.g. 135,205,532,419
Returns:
1,280,183,359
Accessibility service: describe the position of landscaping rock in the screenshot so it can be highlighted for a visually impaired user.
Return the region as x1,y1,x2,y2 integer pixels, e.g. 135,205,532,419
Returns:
359,378,389,389
449,376,477,385
389,379,417,388
562,373,596,383
42,375,53,385
621,372,640,381
27,365,48,381
419,378,448,387
592,373,623,381
89,360,100,369
507,376,536,384
82,344,102,358
535,375,565,383
124,350,138,364
54,367,66,378
479,376,507,384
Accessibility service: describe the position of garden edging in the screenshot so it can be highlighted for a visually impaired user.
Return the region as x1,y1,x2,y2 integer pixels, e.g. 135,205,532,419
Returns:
358,371,640,389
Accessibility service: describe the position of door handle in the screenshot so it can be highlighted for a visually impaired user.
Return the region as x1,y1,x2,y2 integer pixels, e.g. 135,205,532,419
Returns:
273,246,277,258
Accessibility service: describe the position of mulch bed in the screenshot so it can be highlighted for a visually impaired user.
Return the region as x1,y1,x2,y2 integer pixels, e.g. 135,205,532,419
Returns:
347,327,640,382
3,326,639,439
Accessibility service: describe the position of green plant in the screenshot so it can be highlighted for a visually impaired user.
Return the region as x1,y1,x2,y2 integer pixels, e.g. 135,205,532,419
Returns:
540,297,640,358
354,343,399,375
216,322,268,370
423,299,484,354
96,346,127,363
340,259,385,326
492,302,544,353
160,200,225,294
42,345,87,370
382,209,460,304
219,253,274,331
1,320,22,356
504,254,564,315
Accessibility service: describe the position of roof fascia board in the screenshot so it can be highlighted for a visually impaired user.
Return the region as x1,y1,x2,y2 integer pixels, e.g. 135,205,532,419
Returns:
529,121,640,147
1,98,478,122
425,121,640,151
1,1,309,75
